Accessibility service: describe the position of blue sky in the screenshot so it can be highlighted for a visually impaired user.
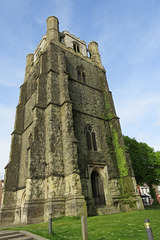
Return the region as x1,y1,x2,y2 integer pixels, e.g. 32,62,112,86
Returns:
0,0,160,179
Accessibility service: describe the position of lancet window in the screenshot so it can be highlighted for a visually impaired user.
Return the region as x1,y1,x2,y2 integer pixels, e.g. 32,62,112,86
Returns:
86,125,97,151
77,67,86,83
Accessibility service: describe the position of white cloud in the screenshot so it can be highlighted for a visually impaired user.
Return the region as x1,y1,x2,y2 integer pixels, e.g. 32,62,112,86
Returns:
153,109,160,127
154,120,160,127
115,93,159,124
135,133,160,151
137,133,149,142
114,84,160,152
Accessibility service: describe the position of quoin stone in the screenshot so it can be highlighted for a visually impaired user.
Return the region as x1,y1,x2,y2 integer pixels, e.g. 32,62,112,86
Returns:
0,16,144,224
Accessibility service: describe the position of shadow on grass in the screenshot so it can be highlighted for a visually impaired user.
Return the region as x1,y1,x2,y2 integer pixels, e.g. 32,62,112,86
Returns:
52,216,81,222
145,204,160,210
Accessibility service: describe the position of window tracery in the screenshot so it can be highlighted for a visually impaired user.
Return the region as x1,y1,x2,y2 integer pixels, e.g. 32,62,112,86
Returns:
86,125,97,151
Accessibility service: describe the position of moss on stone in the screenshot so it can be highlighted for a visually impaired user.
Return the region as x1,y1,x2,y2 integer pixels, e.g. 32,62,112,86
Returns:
112,128,128,178
104,92,136,202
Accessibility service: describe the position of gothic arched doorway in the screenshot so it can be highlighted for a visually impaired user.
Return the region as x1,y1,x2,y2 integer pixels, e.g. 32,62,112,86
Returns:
91,171,106,206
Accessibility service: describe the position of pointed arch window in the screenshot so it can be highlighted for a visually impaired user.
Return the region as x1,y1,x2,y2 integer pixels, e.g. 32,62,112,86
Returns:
86,126,97,151
77,67,86,83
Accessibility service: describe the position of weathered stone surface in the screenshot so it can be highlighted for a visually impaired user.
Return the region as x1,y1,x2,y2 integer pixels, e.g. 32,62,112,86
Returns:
0,16,144,225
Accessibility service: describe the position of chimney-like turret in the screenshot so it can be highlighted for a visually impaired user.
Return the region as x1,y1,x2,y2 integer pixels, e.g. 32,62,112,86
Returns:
88,41,103,67
46,16,59,43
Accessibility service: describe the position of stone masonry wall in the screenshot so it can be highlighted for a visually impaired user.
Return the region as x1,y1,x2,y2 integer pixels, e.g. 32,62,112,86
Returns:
1,16,144,224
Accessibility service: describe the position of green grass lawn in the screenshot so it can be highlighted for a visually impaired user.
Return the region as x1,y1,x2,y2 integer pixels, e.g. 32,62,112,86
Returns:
2,209,160,240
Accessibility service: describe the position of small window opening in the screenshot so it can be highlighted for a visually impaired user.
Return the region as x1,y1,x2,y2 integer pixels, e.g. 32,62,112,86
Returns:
87,51,91,58
73,42,80,53
60,37,64,44
77,67,86,83
73,43,77,52
82,72,86,83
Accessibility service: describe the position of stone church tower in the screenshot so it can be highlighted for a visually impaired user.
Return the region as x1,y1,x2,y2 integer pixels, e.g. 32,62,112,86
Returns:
0,16,143,224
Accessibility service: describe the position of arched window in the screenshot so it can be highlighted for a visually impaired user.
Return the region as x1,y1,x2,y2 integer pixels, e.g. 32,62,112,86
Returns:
86,126,97,151
77,67,86,83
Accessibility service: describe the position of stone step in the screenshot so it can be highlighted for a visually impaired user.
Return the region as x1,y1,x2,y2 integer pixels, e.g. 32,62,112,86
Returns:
6,237,33,240
0,231,34,240
0,231,19,237
0,230,49,240
10,237,33,240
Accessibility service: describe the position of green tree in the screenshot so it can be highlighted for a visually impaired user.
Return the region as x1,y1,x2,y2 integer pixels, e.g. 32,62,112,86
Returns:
155,151,160,179
123,136,160,201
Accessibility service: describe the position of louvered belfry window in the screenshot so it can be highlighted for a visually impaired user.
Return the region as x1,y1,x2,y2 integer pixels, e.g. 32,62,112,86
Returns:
73,43,80,53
